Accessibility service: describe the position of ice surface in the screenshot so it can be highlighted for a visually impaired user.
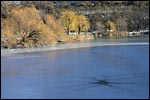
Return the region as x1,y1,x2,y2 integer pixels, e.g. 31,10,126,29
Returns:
1,37,149,99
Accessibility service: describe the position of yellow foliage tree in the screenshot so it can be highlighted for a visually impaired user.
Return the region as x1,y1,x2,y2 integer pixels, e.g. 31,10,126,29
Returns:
45,14,65,37
11,6,42,35
60,10,90,35
37,24,57,45
1,18,16,48
71,15,90,34
60,10,76,34
37,14,66,45
9,6,44,47
105,20,116,32
1,5,66,48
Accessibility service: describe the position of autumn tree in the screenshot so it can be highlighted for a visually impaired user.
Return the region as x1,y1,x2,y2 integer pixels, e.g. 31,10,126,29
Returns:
1,5,66,48
60,10,90,34
9,5,43,46
1,18,16,48
44,14,65,36
71,14,90,34
60,10,76,34
40,14,66,44
105,20,116,32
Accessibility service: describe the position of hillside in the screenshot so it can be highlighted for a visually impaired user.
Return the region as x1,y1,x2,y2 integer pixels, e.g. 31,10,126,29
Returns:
1,1,149,48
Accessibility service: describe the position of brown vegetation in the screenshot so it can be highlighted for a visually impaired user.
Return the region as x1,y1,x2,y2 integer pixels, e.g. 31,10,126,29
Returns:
1,5,67,48
1,1,149,48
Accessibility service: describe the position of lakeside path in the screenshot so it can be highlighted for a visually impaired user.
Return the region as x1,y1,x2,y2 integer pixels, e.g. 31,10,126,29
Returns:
1,40,149,56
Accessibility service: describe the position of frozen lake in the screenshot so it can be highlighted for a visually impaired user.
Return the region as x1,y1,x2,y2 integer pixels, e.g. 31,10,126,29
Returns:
1,37,149,99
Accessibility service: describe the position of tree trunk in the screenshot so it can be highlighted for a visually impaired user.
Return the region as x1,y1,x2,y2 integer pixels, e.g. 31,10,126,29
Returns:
78,26,81,34
67,27,70,35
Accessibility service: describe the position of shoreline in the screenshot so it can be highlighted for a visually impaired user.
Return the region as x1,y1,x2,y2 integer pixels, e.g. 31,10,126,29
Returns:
1,41,149,56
